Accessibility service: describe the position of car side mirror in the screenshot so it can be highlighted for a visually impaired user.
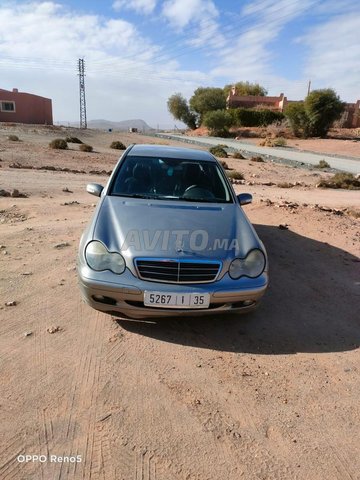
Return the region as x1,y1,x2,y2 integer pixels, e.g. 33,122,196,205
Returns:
237,193,252,206
86,183,104,197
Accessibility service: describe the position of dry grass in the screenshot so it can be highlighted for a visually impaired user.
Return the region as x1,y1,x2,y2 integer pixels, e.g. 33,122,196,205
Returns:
110,141,126,150
49,139,68,150
346,208,360,219
209,145,228,158
227,170,244,180
79,144,93,152
66,136,83,144
277,182,295,188
220,160,229,169
317,172,360,190
233,151,245,159
315,160,330,169
8,135,19,141
258,137,287,147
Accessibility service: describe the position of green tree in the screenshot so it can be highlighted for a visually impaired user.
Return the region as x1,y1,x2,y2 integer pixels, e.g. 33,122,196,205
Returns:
203,110,233,136
189,87,226,124
284,102,310,137
224,81,268,97
231,108,284,127
304,89,344,137
285,89,344,138
167,93,197,129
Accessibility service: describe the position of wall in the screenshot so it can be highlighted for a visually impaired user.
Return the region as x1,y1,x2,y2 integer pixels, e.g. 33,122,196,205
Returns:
0,88,53,125
227,90,286,111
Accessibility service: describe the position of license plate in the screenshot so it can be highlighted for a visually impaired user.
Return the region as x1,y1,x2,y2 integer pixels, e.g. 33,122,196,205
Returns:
144,291,210,309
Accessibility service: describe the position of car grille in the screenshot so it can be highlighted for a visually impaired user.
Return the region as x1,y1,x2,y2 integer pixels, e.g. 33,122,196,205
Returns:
135,258,221,284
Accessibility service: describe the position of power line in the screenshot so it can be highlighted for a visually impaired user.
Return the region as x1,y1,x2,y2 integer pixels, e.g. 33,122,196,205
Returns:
90,0,319,78
0,0,314,76
0,0,320,92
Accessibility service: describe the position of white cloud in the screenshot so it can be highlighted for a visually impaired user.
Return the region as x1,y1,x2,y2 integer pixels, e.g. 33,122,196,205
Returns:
112,0,157,15
211,0,316,96
1,1,358,126
299,12,360,102
162,0,217,29
161,0,225,49
0,2,207,126
211,0,360,103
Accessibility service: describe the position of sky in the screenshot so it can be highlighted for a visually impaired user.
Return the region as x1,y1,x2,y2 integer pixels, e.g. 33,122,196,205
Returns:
0,0,359,128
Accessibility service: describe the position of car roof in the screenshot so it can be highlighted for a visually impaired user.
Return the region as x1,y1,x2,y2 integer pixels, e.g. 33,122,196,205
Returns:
127,144,216,162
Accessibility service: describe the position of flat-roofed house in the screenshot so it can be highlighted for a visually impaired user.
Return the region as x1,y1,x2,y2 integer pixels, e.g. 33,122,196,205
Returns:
226,85,360,128
0,88,53,125
226,86,290,112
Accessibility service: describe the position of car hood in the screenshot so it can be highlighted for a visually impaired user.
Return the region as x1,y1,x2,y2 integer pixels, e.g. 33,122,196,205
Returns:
92,196,261,261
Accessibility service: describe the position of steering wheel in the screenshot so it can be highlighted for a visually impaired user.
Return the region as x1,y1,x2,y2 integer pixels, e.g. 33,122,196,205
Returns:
184,184,200,193
183,185,215,199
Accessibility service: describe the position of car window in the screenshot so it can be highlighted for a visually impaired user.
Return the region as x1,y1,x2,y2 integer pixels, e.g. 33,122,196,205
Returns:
110,156,233,203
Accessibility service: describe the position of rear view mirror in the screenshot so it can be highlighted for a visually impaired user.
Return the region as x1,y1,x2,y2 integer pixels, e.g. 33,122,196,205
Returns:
237,193,252,205
86,183,103,197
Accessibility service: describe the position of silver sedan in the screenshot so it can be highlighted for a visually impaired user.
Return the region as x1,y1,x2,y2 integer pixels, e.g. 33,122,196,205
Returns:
77,144,268,319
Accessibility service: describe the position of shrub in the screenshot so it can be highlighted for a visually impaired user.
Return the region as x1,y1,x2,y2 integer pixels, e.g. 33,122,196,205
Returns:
209,145,228,158
284,102,310,138
229,108,284,127
272,137,287,147
259,137,287,147
250,156,265,162
277,182,294,188
203,110,233,136
317,172,360,190
220,160,229,169
285,89,344,138
49,138,68,150
305,89,344,137
66,136,83,144
315,160,330,169
258,138,273,147
235,129,258,138
227,170,244,180
79,144,93,152
346,209,360,219
266,120,289,138
233,151,245,159
8,135,19,141
110,141,126,150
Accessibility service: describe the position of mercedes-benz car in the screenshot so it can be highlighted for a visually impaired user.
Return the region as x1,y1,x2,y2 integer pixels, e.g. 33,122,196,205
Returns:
77,144,268,319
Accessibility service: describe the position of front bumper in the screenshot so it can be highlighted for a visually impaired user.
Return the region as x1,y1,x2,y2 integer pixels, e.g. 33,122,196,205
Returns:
78,264,268,319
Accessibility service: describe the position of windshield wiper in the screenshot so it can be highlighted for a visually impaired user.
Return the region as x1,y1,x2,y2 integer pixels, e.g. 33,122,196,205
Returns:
178,197,228,203
113,193,159,199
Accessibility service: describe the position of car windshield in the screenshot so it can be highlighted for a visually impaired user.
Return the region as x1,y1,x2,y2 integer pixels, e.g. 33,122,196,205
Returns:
110,155,233,203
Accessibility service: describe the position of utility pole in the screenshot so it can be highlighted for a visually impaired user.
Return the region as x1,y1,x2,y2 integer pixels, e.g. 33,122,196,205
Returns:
78,58,87,129
307,80,311,97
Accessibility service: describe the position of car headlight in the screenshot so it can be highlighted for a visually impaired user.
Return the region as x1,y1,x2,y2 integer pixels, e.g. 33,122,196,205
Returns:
229,249,265,279
85,241,126,274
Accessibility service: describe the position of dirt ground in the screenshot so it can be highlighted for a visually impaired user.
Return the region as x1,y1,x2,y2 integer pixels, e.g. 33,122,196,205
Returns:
0,125,359,480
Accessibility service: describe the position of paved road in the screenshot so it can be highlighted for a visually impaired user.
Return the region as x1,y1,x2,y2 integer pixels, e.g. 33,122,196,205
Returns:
156,134,360,174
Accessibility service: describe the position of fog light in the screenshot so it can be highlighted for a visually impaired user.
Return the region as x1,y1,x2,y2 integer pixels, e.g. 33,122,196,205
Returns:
92,295,117,305
243,300,254,306
93,295,105,301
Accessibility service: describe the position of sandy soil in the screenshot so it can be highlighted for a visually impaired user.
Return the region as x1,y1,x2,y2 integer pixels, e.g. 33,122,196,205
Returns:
0,125,359,480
